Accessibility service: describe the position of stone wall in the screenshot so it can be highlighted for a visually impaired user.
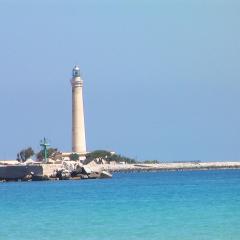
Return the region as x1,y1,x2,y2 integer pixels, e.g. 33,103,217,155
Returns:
42,164,62,176
0,164,62,180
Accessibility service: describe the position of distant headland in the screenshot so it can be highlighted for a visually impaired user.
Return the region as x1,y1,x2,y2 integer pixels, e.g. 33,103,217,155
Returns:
1,149,240,182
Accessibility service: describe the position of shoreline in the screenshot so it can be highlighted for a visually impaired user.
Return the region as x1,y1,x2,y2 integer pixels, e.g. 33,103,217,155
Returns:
89,161,240,173
1,161,240,182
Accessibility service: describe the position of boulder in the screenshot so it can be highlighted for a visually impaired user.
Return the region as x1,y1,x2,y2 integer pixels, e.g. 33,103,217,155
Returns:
61,170,71,180
100,171,112,179
79,174,89,179
22,174,32,181
88,172,101,179
75,165,83,173
55,169,71,180
82,166,92,175
71,167,83,177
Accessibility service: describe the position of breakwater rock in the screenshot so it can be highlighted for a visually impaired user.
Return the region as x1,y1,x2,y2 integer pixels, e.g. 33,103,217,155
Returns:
88,161,240,173
0,163,112,182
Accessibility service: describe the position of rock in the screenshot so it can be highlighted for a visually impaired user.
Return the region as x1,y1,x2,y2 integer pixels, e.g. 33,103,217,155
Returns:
22,174,32,181
79,174,89,179
100,171,112,179
61,173,71,180
75,165,83,173
50,170,58,178
55,169,71,180
59,169,71,180
88,172,101,179
71,176,82,180
82,166,92,175
71,171,78,177
32,175,50,181
55,170,62,179
71,167,83,177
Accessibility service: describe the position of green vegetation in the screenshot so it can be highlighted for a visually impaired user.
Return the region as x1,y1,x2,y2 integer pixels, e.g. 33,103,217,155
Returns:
16,147,35,162
86,150,112,160
85,150,136,164
36,148,58,161
143,160,159,164
70,153,80,161
109,154,136,164
16,147,159,164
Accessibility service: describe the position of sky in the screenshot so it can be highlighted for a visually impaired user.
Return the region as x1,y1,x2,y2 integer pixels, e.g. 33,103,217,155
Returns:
0,0,240,161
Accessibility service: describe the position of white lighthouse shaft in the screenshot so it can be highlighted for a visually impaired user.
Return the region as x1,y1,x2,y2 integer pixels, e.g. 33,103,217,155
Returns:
71,66,86,153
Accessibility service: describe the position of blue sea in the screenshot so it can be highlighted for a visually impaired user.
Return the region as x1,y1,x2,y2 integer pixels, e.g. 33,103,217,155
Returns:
0,170,240,240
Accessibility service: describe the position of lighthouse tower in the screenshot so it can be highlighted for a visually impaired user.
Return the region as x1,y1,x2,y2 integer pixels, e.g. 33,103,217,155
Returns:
71,66,86,154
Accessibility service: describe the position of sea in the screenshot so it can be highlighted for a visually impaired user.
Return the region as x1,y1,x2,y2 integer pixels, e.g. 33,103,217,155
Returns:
0,170,240,240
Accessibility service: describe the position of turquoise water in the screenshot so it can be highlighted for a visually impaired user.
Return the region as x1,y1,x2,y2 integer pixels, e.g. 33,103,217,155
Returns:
0,170,240,240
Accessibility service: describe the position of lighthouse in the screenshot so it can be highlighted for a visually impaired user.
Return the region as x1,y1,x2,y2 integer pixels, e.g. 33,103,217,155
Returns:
71,66,86,154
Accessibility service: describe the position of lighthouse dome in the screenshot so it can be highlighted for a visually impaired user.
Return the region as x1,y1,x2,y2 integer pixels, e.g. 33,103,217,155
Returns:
72,65,80,77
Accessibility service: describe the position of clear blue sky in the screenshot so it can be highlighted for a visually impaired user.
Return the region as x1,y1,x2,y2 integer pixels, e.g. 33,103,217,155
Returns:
0,0,240,161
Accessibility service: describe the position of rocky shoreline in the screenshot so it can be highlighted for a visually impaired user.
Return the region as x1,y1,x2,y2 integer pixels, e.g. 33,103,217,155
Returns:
0,162,112,182
1,161,240,182
89,161,240,173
